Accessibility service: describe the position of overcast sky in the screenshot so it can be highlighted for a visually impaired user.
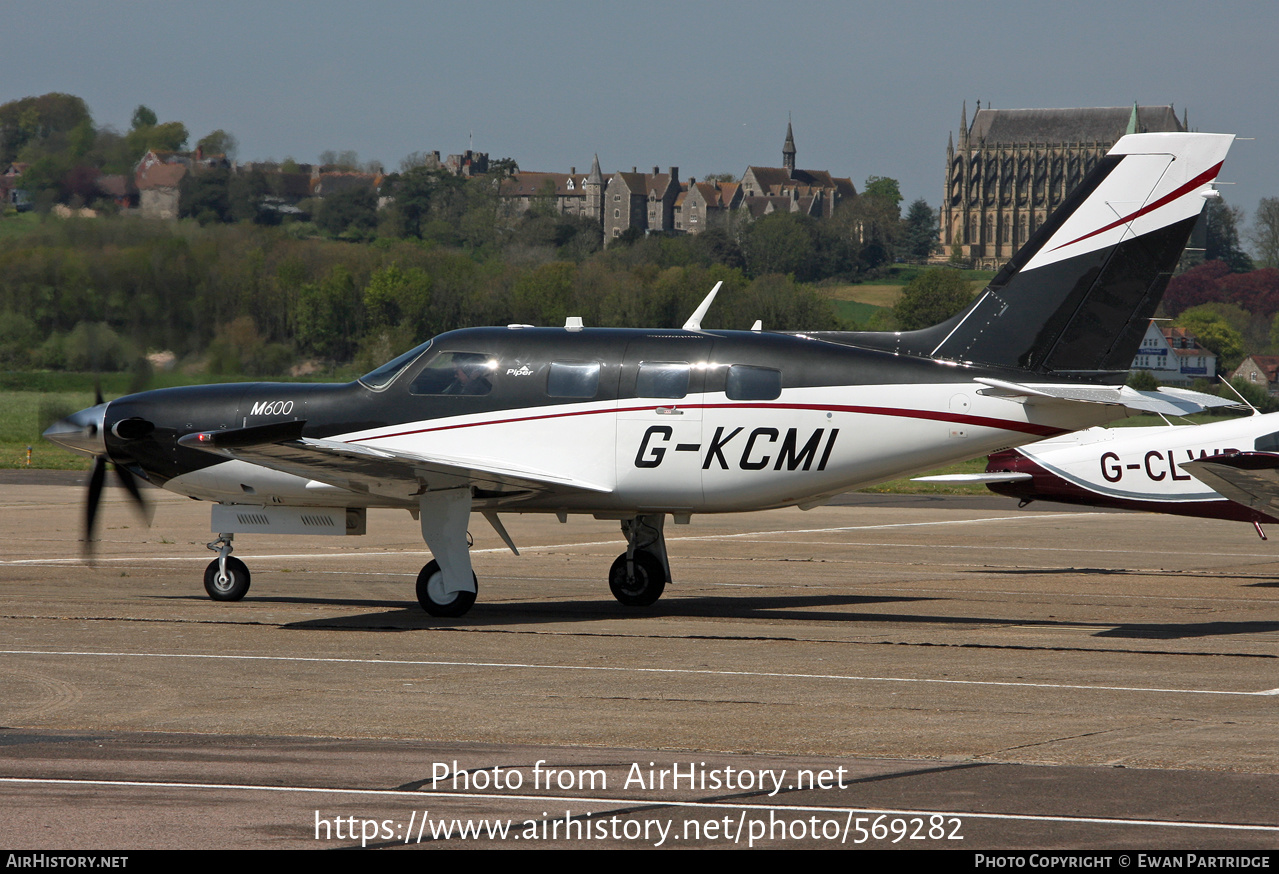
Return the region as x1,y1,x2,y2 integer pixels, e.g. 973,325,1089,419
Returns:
5,0,1276,220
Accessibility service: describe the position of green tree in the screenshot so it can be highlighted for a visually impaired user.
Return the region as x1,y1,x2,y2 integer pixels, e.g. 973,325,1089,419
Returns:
0,93,92,164
1204,198,1253,273
295,266,360,359
196,129,238,160
1126,369,1160,391
227,168,271,223
902,198,938,260
363,263,433,337
862,176,903,209
388,166,462,239
1174,306,1245,369
131,105,157,130
828,176,908,273
512,261,576,325
1249,197,1279,269
180,168,231,223
893,268,974,330
127,118,188,156
741,212,816,279
316,186,378,236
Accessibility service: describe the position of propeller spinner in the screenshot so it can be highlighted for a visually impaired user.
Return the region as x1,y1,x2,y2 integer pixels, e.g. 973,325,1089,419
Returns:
43,400,153,556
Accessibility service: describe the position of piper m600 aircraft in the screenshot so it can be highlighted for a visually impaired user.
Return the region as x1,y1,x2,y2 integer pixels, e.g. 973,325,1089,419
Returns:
45,132,1235,617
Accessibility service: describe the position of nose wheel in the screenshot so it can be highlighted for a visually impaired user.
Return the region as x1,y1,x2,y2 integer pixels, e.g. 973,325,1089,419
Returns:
609,514,671,607
608,550,665,606
204,534,250,601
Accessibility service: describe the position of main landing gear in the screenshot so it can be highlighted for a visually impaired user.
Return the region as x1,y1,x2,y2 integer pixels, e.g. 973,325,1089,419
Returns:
609,514,671,607
415,488,480,617
204,533,250,601
417,559,477,617
196,502,676,616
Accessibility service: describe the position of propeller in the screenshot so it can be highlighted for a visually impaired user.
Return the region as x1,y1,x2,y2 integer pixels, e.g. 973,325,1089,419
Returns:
83,453,152,558
43,381,154,559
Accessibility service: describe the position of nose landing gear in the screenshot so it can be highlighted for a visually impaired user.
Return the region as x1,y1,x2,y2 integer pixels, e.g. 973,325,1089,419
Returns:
204,533,250,601
608,514,670,607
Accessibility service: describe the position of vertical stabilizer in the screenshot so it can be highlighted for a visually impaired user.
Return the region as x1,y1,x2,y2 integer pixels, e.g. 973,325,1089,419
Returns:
838,133,1233,381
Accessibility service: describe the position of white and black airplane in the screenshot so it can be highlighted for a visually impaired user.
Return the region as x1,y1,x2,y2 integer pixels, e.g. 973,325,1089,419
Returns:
44,132,1235,617
916,407,1279,540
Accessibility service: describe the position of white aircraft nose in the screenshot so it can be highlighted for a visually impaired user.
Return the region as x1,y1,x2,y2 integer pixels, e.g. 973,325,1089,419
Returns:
43,403,108,458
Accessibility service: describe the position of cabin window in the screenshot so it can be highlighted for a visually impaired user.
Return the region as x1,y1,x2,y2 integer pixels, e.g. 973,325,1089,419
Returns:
636,362,690,399
548,361,601,398
725,365,781,400
409,351,496,396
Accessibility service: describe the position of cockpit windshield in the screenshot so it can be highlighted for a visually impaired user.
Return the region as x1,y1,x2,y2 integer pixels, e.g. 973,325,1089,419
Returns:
358,340,433,390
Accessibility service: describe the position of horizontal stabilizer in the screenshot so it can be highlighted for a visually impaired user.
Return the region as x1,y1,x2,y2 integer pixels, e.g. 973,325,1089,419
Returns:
973,378,1237,416
1181,452,1279,516
912,472,1033,484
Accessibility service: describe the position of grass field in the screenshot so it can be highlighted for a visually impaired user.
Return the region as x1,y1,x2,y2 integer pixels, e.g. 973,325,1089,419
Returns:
0,211,41,240
830,300,884,324
822,268,999,320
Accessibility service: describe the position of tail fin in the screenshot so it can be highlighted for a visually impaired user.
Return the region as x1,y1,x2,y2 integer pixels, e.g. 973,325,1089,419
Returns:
842,133,1233,381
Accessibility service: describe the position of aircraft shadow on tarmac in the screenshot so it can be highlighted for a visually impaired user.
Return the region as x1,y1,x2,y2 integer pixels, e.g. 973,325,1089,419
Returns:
1092,620,1279,640
985,567,1279,582
149,589,1279,640
267,591,936,629
235,594,1279,640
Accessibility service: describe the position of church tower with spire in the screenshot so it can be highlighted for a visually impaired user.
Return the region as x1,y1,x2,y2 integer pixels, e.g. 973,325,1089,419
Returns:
584,153,604,223
782,122,796,175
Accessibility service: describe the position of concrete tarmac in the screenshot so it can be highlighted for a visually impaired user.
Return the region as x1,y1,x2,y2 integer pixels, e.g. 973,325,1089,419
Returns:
2,476,1278,850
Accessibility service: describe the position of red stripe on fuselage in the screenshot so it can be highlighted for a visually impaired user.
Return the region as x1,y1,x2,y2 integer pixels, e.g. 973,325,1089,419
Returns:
349,402,1066,444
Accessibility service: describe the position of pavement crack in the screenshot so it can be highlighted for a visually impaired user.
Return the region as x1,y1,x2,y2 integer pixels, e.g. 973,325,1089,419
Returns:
984,727,1130,756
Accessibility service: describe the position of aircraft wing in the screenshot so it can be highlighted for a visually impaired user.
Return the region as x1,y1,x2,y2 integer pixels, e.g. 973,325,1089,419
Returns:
177,420,612,503
1181,452,1279,517
973,378,1239,416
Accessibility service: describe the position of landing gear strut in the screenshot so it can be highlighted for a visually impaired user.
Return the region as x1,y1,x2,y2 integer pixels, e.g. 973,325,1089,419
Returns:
416,488,478,617
609,514,671,607
204,533,250,601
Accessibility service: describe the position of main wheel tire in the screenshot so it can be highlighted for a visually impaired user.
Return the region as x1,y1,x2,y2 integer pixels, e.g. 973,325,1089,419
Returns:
608,550,666,607
416,559,478,617
204,556,250,601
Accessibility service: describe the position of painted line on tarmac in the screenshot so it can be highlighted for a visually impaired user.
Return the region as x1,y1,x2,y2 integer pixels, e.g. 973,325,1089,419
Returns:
3,648,1274,697
12,511,1275,566
0,776,1275,835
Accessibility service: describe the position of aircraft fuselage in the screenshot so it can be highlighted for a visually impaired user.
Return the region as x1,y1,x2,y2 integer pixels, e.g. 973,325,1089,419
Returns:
102,326,1121,515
